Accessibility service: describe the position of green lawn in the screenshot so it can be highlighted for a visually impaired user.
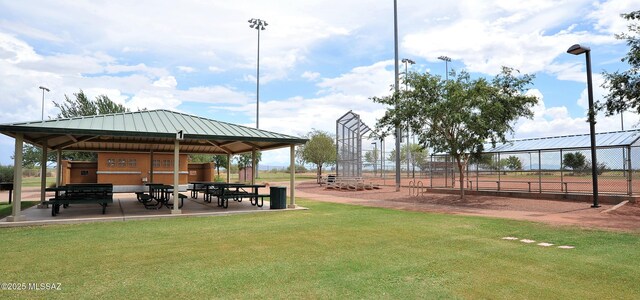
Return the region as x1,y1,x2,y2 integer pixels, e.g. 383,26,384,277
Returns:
0,201,38,220
20,177,56,188
0,199,638,299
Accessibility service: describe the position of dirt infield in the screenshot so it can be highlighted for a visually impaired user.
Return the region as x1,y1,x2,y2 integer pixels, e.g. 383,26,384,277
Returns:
295,181,640,232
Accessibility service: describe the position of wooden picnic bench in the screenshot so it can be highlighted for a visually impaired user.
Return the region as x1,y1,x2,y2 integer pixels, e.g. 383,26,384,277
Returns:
45,183,113,216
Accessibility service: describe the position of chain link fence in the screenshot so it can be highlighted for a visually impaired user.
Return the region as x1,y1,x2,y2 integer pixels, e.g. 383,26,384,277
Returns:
358,140,639,196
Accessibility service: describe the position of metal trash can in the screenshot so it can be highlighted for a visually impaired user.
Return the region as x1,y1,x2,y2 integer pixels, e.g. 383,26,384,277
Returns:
269,186,287,209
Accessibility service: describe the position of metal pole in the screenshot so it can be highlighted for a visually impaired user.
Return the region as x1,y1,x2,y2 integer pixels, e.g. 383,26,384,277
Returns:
628,145,633,195
41,88,45,121
39,86,49,122
538,150,542,193
560,149,564,192
585,50,599,207
256,27,260,129
622,113,626,178
393,0,401,192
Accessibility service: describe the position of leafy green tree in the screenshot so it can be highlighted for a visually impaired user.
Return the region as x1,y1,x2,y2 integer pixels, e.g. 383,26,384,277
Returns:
300,130,336,183
373,67,538,198
212,155,229,177
13,90,131,165
364,149,378,176
234,151,262,170
505,156,523,171
563,152,587,173
601,10,640,116
0,165,14,182
54,90,129,118
189,154,212,163
388,143,428,174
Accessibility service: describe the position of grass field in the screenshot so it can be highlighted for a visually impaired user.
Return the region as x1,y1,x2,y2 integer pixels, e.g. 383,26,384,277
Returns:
0,201,38,219
0,199,638,299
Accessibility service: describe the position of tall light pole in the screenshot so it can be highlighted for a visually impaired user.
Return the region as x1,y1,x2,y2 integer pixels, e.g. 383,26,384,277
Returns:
438,56,451,81
393,0,401,191
39,86,50,122
401,58,415,178
567,44,599,208
249,18,267,179
248,18,267,129
438,55,452,185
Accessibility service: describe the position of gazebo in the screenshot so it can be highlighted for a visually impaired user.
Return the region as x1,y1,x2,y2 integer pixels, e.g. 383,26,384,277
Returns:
0,109,307,221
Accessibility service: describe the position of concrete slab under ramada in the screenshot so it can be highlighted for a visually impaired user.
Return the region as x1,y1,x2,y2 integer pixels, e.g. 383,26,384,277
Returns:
0,192,305,227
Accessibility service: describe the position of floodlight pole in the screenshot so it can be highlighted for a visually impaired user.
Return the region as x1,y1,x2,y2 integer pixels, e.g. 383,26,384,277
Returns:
438,56,451,81
39,86,50,122
249,18,267,179
393,0,401,192
401,58,415,178
567,44,599,208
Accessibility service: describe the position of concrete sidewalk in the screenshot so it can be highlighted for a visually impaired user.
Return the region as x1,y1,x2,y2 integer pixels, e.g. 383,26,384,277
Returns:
0,189,304,227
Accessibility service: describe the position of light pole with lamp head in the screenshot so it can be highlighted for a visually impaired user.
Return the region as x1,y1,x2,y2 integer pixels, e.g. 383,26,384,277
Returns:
393,0,401,191
401,58,415,178
248,18,267,129
438,56,451,81
249,18,267,179
39,86,50,122
438,55,453,185
567,44,599,208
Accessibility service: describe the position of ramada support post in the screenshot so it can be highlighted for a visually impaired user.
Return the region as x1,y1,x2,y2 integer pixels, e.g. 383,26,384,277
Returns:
8,133,24,222
288,144,296,208
38,138,48,208
172,139,181,215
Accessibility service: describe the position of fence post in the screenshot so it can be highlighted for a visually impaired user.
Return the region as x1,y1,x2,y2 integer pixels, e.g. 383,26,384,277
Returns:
628,145,633,195
476,162,479,191
430,155,433,188
497,153,501,187
560,149,564,192
538,150,542,193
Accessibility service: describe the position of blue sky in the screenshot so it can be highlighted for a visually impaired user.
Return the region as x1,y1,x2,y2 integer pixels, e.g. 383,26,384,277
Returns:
0,0,638,166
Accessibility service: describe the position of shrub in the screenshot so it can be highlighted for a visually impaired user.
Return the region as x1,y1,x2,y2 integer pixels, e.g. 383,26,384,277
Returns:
0,165,14,182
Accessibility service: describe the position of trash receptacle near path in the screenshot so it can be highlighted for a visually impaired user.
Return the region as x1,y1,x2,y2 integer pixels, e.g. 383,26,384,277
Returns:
269,186,287,209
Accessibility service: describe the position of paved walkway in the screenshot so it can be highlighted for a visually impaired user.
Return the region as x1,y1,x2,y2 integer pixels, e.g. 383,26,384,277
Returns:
0,188,303,227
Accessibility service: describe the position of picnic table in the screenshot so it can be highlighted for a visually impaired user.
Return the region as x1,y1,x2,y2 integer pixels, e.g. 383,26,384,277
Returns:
200,182,268,209
0,182,13,204
136,183,185,210
45,183,113,216
188,181,214,199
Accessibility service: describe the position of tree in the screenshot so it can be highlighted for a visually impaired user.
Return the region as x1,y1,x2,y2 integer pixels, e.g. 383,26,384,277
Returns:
388,143,428,174
12,90,130,166
54,90,129,118
601,10,640,116
563,152,587,173
212,155,229,178
234,151,262,170
504,155,523,171
373,67,538,198
300,130,337,183
189,154,212,163
364,149,378,176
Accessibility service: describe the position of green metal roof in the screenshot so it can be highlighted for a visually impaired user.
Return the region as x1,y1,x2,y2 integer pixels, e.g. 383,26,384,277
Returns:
483,130,640,153
0,109,307,154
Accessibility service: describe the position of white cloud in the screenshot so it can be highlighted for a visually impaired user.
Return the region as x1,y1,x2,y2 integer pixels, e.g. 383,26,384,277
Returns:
152,76,178,88
301,71,320,81
208,66,224,73
177,66,196,73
